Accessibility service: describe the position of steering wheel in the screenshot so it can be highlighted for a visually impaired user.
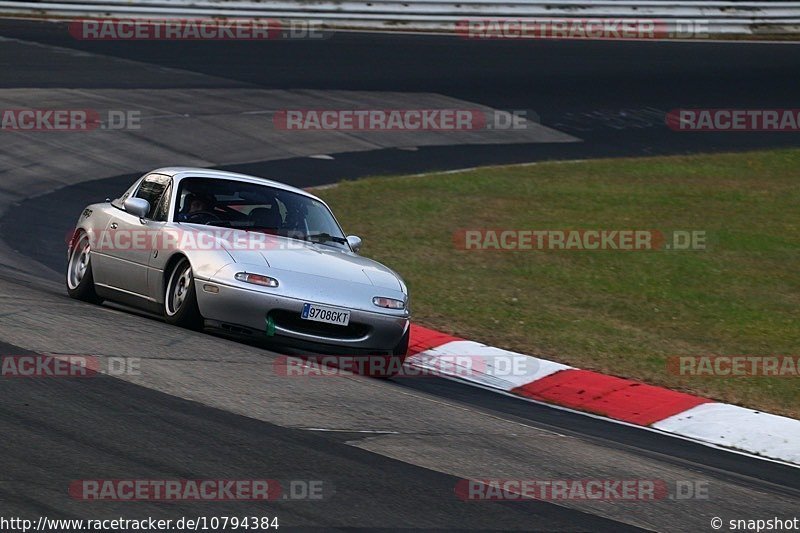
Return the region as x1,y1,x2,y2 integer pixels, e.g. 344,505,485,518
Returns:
185,210,222,224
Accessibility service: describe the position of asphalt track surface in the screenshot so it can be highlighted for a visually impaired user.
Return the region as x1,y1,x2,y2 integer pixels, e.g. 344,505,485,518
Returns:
0,18,799,532
2,19,800,162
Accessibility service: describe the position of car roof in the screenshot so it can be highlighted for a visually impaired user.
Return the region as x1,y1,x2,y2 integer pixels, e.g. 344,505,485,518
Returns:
150,167,320,201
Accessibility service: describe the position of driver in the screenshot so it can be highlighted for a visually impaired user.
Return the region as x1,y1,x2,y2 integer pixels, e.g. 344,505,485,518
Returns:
178,192,216,222
188,193,214,213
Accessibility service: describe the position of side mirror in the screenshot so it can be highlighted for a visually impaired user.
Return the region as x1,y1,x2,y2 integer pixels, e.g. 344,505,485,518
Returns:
346,235,362,253
123,197,150,219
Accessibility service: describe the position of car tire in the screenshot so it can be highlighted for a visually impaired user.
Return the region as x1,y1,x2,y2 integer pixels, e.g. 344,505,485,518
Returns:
66,230,103,304
164,257,203,330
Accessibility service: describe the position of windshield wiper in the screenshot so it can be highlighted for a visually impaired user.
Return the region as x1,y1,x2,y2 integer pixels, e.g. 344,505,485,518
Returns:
305,232,347,245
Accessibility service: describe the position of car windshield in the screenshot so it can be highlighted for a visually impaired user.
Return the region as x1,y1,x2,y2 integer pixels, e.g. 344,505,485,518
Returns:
174,177,348,248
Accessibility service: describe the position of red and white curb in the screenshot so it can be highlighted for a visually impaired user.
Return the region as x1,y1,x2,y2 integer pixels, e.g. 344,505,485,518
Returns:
405,324,800,466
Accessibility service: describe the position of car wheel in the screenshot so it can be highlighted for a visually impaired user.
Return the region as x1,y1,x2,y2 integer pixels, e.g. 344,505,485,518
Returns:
66,230,102,304
164,257,203,330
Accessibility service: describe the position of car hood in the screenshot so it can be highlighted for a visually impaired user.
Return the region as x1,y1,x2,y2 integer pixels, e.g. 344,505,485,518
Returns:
184,227,402,291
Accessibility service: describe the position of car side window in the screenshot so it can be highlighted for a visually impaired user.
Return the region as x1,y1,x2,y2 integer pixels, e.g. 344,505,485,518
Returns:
134,174,171,219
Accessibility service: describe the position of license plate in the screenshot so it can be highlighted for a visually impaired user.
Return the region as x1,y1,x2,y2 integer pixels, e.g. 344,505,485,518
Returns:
301,303,350,326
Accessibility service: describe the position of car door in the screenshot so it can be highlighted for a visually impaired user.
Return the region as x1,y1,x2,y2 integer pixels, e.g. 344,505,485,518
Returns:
100,174,171,298
144,179,174,302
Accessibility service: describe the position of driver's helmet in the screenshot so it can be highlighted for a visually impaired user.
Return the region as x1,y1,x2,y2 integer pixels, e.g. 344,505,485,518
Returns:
183,192,215,213
178,191,216,221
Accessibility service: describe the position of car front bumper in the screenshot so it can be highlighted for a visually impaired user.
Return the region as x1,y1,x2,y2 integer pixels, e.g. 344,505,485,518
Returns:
195,279,410,353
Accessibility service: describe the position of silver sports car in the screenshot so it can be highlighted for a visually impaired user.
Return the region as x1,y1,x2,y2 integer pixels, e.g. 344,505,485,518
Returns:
67,167,410,359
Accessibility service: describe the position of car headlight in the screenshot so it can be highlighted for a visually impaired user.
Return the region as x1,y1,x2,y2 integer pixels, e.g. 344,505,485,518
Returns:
372,296,405,309
235,272,279,288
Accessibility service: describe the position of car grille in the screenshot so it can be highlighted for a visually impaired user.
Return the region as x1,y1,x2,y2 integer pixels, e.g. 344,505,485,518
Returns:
268,309,371,340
